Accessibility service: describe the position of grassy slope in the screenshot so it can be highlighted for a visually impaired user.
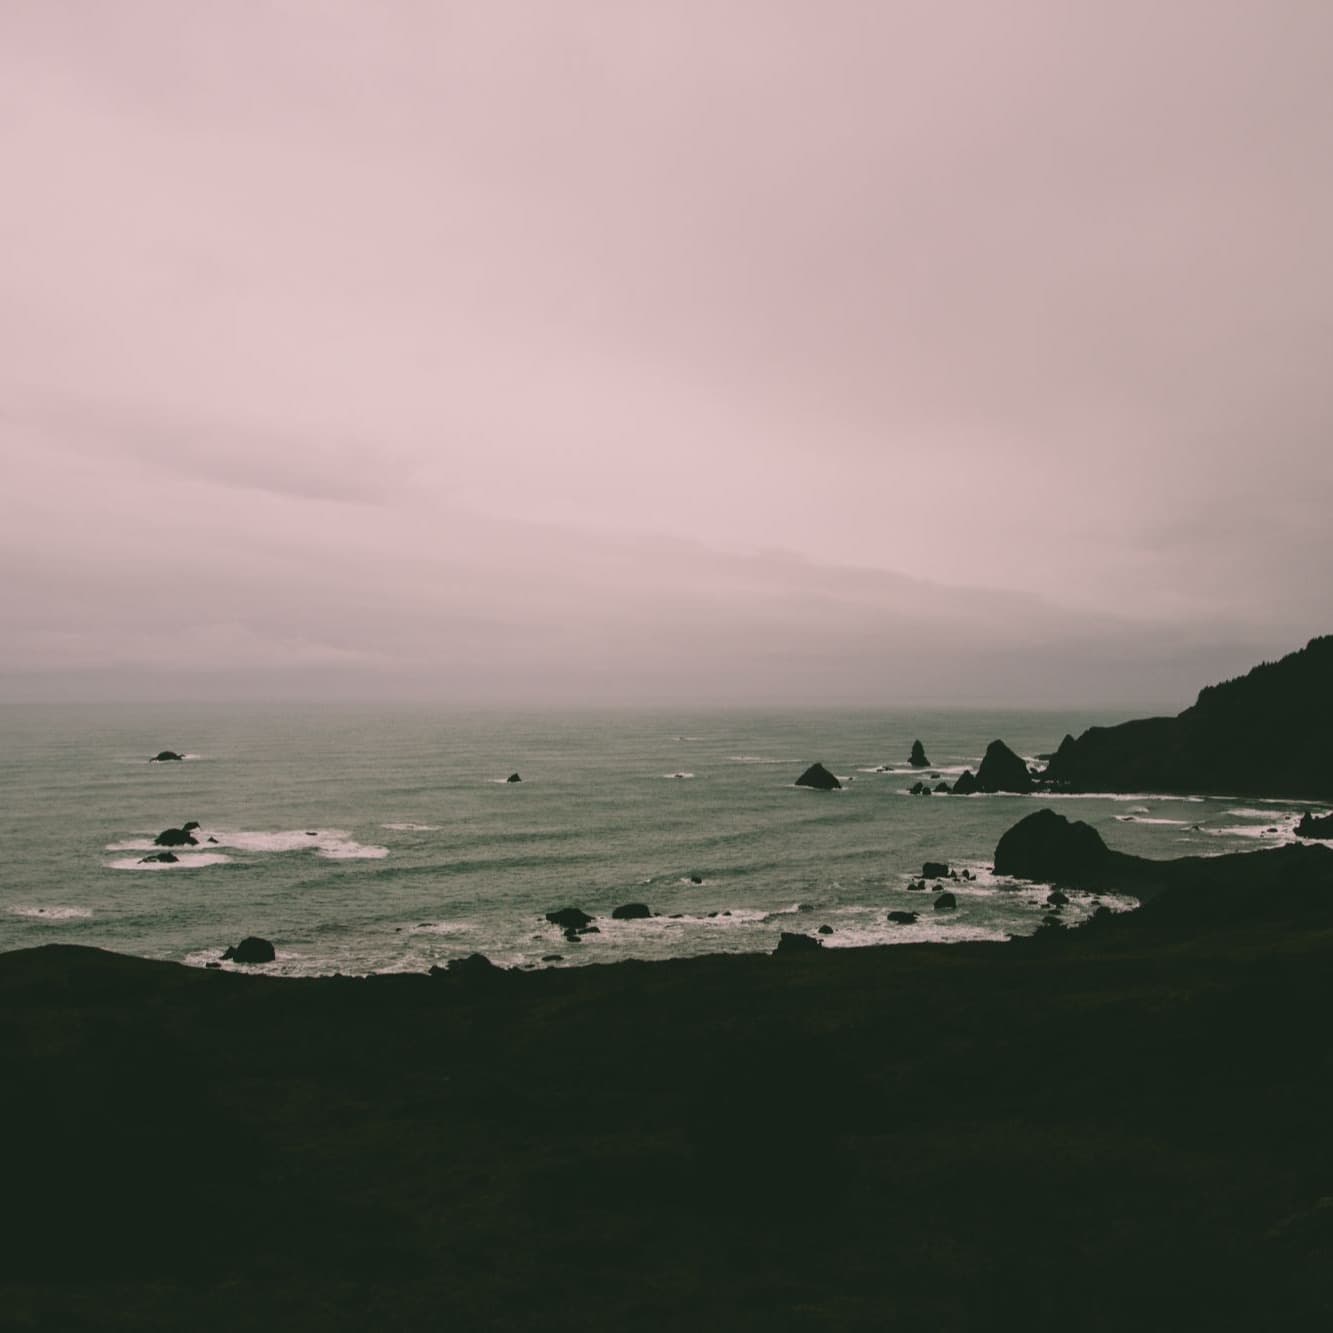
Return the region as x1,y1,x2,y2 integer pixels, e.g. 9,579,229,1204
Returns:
3,888,1332,1331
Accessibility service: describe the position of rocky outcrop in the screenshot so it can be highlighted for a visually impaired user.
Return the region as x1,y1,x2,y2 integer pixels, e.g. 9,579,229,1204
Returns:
976,740,1033,793
435,953,501,978
994,810,1111,885
887,910,918,924
951,770,980,795
154,826,199,848
150,751,183,762
934,892,957,911
1040,635,1333,801
774,931,822,954
545,907,594,932
611,903,652,920
922,861,949,879
795,763,841,791
221,937,276,964
909,740,930,768
506,773,522,783
140,851,178,864
1295,811,1333,839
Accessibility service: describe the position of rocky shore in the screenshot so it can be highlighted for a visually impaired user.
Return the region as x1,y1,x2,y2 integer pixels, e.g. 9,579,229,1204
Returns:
4,823,1332,1331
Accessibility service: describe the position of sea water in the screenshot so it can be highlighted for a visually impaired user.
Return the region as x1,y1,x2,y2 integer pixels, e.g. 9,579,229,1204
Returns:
0,702,1317,975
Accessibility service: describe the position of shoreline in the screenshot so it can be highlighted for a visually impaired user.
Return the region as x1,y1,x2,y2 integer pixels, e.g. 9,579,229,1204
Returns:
5,831,1333,1330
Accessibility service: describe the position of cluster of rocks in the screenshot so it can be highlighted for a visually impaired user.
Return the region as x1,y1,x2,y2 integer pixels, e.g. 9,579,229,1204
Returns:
140,821,218,863
1295,811,1333,839
544,900,661,943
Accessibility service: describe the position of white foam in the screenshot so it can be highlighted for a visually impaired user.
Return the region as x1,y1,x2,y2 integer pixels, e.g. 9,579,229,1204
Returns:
1203,824,1288,841
207,829,389,859
1114,815,1189,826
8,904,93,920
108,852,232,870
729,755,794,765
1039,791,1206,803
382,822,441,832
409,921,472,936
662,772,695,779
1227,807,1297,820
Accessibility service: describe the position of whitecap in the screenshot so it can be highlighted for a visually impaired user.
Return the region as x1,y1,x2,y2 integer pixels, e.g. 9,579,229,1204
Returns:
409,921,472,936
108,852,232,870
8,904,94,920
662,772,695,779
382,822,441,832
1114,816,1189,826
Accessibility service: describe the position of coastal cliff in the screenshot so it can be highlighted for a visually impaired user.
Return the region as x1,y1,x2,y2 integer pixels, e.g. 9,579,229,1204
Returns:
1042,634,1333,799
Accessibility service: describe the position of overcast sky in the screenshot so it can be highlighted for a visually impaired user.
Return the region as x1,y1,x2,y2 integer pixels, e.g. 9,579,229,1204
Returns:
3,1,1331,706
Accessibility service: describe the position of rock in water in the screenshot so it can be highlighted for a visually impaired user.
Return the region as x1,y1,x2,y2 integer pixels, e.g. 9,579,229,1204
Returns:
774,931,822,954
439,953,501,978
154,827,198,848
545,907,594,932
976,740,1034,793
934,892,957,911
922,861,950,879
994,810,1110,883
506,773,522,783
795,763,841,791
140,851,178,864
221,937,276,965
951,770,980,795
887,910,918,924
1295,811,1333,838
150,750,183,762
909,739,930,768
611,902,652,920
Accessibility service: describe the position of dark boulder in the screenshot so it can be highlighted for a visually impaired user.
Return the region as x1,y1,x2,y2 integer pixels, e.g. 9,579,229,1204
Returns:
182,821,200,833
506,773,522,783
1295,811,1333,839
545,907,594,932
611,902,652,920
909,781,929,795
934,782,950,793
817,924,833,935
887,910,918,925
442,953,501,978
976,740,1034,793
922,861,949,879
994,810,1111,884
774,931,822,954
795,763,841,791
909,739,930,768
154,827,198,848
139,851,178,864
1046,890,1070,908
151,751,183,762
541,954,563,963
564,930,582,943
221,937,276,965
951,770,980,795
934,892,957,911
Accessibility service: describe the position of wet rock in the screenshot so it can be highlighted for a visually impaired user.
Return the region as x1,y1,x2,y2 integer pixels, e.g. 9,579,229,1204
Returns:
976,739,1034,793
934,782,950,793
817,924,833,935
221,937,276,965
774,931,821,954
611,902,652,920
922,861,950,879
153,827,198,848
909,739,930,768
951,770,980,795
545,907,594,932
795,762,841,791
140,851,178,864
887,910,918,925
150,751,183,762
506,773,522,783
934,892,957,911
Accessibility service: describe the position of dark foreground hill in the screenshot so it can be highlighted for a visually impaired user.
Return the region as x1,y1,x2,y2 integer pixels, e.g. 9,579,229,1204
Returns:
4,846,1333,1331
1042,634,1333,800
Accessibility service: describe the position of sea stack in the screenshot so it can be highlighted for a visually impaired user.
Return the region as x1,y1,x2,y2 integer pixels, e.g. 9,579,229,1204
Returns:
976,740,1034,793
506,773,522,783
150,751,183,762
795,762,841,791
909,739,930,767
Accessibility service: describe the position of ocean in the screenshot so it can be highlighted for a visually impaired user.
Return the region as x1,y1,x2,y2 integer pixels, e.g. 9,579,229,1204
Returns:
0,702,1314,976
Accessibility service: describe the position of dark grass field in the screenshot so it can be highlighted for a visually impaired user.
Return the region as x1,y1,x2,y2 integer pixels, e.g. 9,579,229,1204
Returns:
4,857,1332,1330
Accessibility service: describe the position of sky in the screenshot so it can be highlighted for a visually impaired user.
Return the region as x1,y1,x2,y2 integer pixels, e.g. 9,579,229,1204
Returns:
3,1,1331,707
